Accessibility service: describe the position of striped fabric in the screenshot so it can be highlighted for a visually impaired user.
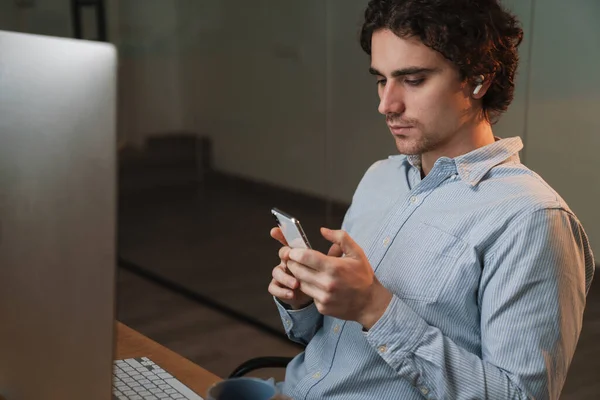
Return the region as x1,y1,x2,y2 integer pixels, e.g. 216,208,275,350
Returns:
275,137,595,399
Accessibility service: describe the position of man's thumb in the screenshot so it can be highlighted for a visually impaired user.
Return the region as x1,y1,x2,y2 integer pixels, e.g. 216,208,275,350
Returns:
320,227,358,257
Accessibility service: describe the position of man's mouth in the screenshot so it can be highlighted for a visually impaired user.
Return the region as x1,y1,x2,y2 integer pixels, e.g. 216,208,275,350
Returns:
388,125,413,135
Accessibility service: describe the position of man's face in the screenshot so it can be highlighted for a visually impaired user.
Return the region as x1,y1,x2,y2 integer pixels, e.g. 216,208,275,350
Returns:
370,29,476,156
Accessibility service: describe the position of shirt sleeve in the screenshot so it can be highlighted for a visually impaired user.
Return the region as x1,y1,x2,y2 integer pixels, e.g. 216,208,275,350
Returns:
275,298,323,345
364,208,594,399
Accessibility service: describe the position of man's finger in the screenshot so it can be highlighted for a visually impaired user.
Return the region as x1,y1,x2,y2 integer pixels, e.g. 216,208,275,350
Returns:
288,248,329,271
296,279,321,302
268,279,294,300
320,227,361,258
278,246,291,262
271,227,288,246
273,264,298,289
327,243,344,258
287,260,322,286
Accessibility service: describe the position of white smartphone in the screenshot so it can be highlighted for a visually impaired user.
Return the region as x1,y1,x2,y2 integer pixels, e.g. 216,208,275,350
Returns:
271,208,312,249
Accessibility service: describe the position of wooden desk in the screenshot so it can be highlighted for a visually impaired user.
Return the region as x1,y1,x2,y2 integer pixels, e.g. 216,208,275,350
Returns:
0,323,220,400
116,322,222,397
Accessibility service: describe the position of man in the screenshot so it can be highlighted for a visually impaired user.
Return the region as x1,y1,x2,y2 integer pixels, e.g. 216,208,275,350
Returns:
268,0,595,399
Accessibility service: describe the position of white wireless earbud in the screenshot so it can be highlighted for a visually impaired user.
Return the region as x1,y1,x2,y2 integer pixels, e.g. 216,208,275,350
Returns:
473,75,485,96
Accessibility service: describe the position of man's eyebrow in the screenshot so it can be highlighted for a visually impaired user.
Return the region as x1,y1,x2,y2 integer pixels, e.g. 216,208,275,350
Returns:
368,66,439,77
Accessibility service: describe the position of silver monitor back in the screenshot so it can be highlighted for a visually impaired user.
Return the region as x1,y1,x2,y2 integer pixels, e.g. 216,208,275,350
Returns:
0,31,117,400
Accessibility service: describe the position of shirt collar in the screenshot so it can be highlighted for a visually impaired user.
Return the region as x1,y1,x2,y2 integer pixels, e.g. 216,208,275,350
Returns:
405,137,524,186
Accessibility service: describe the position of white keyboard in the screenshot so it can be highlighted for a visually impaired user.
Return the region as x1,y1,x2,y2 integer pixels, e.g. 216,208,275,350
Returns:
113,357,204,400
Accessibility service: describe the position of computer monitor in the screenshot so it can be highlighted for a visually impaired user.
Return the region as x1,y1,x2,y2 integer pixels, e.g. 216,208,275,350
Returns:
0,30,117,400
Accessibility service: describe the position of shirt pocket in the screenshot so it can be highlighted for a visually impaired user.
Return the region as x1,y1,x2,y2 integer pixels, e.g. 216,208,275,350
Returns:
379,222,468,303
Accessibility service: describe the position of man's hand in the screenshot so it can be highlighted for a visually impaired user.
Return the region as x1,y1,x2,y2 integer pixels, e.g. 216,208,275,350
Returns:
268,227,346,310
268,227,314,310
287,228,392,330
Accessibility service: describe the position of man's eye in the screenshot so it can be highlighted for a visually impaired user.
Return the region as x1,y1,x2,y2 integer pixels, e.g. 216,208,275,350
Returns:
376,79,386,86
405,78,424,86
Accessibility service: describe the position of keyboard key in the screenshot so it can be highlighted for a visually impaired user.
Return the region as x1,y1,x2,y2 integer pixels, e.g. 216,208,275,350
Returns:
116,358,202,400
125,359,144,369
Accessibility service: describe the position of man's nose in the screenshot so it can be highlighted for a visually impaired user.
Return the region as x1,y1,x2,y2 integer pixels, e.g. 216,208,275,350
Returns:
378,82,405,115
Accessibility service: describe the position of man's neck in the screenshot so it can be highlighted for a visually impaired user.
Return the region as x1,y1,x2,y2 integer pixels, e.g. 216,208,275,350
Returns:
421,121,495,176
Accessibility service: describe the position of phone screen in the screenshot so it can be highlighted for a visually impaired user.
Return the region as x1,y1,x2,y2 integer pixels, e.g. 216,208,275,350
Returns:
271,208,312,249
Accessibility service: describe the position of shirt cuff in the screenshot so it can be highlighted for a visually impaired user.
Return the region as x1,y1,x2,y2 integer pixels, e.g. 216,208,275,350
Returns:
364,295,429,371
274,297,319,336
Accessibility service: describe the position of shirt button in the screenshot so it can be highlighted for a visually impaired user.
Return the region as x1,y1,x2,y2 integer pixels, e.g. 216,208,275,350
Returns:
377,345,387,353
420,387,429,395
312,371,321,379
333,324,340,334
382,237,390,246
410,196,418,204
285,318,292,327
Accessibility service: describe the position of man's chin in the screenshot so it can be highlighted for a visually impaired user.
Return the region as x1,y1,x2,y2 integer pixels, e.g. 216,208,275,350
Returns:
393,135,424,156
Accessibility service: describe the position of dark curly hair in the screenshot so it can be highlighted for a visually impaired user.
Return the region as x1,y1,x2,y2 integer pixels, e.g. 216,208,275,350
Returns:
360,0,523,124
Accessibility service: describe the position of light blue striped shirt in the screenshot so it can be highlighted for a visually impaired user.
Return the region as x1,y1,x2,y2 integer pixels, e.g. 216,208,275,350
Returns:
275,137,595,399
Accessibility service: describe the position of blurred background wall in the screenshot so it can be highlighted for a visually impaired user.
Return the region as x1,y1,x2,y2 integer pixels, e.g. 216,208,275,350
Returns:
3,0,596,249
